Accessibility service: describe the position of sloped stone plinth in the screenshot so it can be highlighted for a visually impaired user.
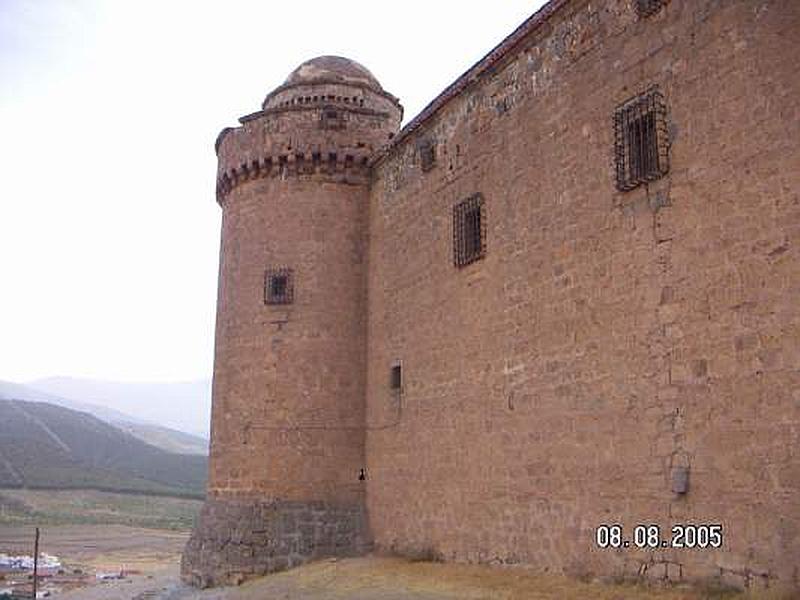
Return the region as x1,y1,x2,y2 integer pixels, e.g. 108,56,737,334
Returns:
181,497,369,588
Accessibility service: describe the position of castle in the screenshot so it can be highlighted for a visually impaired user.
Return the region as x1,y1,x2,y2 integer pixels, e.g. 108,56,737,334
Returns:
182,0,799,591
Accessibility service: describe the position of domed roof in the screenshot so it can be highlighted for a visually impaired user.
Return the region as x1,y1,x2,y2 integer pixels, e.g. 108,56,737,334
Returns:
284,56,383,91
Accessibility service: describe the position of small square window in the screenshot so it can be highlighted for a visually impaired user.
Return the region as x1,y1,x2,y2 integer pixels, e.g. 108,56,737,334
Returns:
419,140,436,172
320,108,345,130
614,87,669,191
453,193,486,268
390,363,402,391
265,267,294,305
635,0,666,17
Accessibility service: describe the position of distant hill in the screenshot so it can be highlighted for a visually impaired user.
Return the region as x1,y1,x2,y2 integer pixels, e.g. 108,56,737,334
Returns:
0,400,207,498
0,380,143,425
0,380,208,455
114,422,208,456
28,377,212,438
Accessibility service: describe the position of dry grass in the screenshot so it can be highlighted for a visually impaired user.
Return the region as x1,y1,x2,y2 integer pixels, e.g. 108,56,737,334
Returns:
224,556,795,600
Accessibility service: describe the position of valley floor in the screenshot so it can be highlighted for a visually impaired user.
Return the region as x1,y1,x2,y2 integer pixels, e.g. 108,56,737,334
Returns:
0,523,188,597
0,488,202,530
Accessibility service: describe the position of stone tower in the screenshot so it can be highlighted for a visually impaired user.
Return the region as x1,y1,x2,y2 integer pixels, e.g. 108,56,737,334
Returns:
182,56,402,587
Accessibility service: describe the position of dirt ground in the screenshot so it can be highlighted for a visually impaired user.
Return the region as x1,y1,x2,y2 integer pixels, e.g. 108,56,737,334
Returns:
58,557,794,600
1,526,793,600
0,524,187,597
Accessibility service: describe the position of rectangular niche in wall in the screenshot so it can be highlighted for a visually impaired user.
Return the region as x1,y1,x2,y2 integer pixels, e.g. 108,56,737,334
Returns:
390,362,402,391
453,193,486,268
265,267,294,305
320,108,346,130
419,139,436,172
613,86,670,191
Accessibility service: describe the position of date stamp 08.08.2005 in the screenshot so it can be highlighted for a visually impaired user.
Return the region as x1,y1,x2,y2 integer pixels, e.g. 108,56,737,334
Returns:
595,524,723,550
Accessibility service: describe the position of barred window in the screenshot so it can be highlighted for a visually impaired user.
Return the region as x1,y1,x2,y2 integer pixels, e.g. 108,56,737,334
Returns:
320,108,345,130
635,0,666,17
453,193,486,267
265,267,294,305
419,140,436,172
613,87,669,191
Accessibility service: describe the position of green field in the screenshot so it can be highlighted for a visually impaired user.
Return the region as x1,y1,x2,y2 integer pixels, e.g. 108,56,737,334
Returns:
0,488,202,530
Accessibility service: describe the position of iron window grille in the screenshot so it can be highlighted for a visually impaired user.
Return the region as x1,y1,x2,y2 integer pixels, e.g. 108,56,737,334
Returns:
453,193,486,268
613,86,669,191
265,267,294,305
635,0,666,18
419,140,436,172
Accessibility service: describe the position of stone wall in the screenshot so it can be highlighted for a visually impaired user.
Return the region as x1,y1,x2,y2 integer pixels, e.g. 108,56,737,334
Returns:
367,0,798,591
182,497,368,587
187,0,799,591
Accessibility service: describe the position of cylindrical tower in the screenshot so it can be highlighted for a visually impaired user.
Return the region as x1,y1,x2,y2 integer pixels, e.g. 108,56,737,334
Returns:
183,56,402,587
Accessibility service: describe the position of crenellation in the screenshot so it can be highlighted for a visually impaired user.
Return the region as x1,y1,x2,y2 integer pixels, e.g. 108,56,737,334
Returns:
216,149,375,203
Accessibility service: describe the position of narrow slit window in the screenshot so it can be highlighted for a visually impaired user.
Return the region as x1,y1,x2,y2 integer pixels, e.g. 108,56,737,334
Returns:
453,193,486,267
265,267,294,305
614,87,669,191
390,364,402,391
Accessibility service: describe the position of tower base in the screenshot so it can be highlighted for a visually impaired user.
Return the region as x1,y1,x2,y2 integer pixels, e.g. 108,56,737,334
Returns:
181,497,370,588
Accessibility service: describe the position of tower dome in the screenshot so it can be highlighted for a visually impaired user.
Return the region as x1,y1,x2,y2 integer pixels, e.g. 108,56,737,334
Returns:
262,55,401,112
284,55,384,92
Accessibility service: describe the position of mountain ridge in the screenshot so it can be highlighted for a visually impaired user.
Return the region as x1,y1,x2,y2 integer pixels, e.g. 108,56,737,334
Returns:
28,376,212,438
0,399,207,498
0,380,208,455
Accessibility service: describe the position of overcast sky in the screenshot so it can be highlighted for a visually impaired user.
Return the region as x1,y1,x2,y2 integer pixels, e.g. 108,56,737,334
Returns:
0,0,545,384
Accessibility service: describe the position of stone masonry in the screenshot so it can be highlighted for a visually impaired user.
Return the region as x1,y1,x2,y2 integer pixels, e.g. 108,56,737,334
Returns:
184,0,799,592
181,498,368,587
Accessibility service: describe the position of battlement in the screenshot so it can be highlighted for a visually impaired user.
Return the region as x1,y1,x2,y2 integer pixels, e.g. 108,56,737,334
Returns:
215,149,373,203
214,61,402,203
